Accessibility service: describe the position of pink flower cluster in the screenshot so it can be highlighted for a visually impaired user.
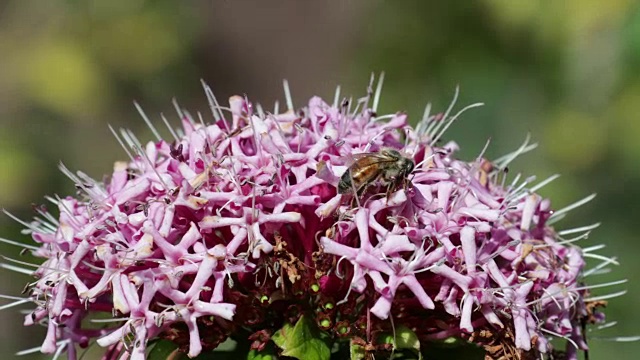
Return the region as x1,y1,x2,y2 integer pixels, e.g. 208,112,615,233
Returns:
6,83,610,360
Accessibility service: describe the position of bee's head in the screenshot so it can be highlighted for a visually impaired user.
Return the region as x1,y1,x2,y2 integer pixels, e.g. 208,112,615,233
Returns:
402,157,415,175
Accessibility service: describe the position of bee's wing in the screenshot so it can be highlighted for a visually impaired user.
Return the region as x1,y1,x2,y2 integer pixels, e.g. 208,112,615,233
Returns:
344,151,396,167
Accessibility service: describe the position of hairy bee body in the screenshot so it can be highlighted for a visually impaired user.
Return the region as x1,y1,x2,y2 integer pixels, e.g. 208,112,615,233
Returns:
338,149,414,195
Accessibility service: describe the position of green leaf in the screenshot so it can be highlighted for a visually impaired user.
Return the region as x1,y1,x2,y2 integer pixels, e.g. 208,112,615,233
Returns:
247,342,278,360
247,348,276,360
271,315,331,360
147,340,181,360
372,326,422,360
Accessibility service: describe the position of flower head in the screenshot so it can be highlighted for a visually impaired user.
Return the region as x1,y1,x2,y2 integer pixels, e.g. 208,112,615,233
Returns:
1,78,626,359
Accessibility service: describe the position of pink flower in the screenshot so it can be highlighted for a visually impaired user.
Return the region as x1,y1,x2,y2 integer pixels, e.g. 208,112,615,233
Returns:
1,79,625,360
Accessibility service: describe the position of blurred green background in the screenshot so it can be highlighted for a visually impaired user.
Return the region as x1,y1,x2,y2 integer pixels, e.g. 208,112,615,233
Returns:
0,0,638,359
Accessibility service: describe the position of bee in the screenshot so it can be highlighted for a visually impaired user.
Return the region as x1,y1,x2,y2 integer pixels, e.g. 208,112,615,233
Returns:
338,148,414,196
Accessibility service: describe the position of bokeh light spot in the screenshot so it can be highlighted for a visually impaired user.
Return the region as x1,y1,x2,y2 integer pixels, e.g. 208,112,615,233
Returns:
21,41,105,119
544,109,606,170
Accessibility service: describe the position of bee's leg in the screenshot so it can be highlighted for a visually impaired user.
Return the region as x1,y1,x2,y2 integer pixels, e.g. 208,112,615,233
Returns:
385,184,393,201
403,179,413,195
356,182,370,197
350,181,374,208
349,195,358,208
384,176,397,201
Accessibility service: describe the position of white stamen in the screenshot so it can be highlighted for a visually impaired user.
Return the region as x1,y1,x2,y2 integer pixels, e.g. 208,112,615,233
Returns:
539,328,579,350
574,279,627,292
123,129,144,151
0,299,30,311
283,79,293,112
172,97,186,123
583,256,618,277
201,80,222,121
583,244,606,253
197,112,216,158
81,260,107,272
58,163,105,202
346,96,353,115
590,336,640,342
351,96,365,117
558,222,601,236
422,109,440,141
333,85,341,108
160,113,180,143
549,193,597,221
413,257,446,274
479,239,521,262
2,210,41,234
506,173,522,192
431,102,484,145
15,340,68,356
51,339,69,360
256,103,265,118
372,72,385,113
450,138,492,210
0,294,29,301
585,268,612,276
582,252,620,265
124,130,170,192
370,113,397,122
541,287,563,310
0,263,32,275
247,110,262,160
509,174,561,204
134,101,161,142
108,124,136,164
53,194,83,228
504,176,536,205
44,195,59,205
182,109,196,125
34,207,60,228
545,213,565,226
363,128,392,152
594,321,618,330
90,317,129,323
29,218,51,234
493,134,538,169
76,171,107,199
118,129,140,162
584,290,627,302
427,86,459,139
1,255,41,269
416,102,432,134
0,237,38,251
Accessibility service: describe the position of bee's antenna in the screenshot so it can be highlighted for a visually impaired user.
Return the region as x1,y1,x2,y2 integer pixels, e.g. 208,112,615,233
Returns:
413,152,438,171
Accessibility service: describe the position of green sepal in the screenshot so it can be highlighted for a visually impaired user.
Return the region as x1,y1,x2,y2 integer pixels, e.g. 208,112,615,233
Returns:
389,325,421,359
349,339,365,360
